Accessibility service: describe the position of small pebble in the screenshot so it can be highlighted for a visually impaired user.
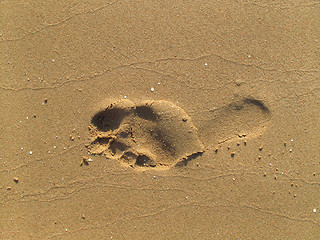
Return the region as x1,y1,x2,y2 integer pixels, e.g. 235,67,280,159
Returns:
29,151,33,155
313,209,317,213
13,177,19,183
150,87,155,92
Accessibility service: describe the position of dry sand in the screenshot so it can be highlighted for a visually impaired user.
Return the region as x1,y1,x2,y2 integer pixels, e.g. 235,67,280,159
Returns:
1,0,319,239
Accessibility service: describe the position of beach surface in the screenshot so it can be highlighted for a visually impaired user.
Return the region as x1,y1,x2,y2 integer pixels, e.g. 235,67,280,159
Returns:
1,0,319,239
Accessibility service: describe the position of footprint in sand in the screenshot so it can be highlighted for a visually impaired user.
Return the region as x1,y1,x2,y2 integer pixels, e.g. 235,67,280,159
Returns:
197,96,271,147
87,99,204,170
87,96,271,170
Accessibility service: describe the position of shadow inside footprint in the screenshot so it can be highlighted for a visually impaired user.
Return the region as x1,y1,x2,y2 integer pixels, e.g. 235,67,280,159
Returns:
135,105,159,121
88,99,204,170
135,154,156,167
244,98,269,112
92,108,128,132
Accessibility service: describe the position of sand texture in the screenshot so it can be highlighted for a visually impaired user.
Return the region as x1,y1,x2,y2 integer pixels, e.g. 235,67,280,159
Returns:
1,0,319,239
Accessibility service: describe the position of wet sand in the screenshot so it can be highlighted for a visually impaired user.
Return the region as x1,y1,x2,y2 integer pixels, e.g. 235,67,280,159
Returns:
1,0,319,239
